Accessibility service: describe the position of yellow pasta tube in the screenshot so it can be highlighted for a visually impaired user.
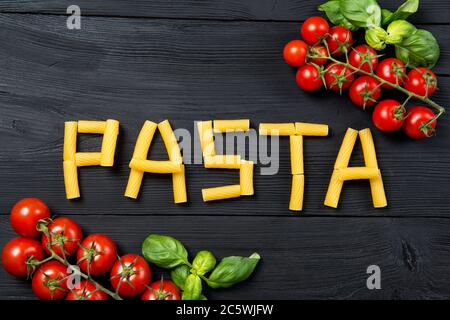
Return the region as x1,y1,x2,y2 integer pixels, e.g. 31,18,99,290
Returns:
240,160,254,196
290,135,304,175
129,158,182,173
213,119,250,132
78,121,106,134
124,169,144,199
324,170,344,208
289,174,305,211
338,167,380,181
197,121,216,157
295,122,329,136
370,172,388,208
172,164,187,203
158,120,183,164
63,122,77,161
359,128,378,168
334,128,358,169
75,152,101,167
133,121,158,159
204,155,241,169
259,123,296,136
202,185,241,202
125,121,158,199
63,160,80,199
100,119,120,167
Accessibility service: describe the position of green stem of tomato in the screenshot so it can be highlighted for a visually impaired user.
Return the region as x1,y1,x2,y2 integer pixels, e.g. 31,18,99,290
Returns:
325,54,446,118
41,228,123,300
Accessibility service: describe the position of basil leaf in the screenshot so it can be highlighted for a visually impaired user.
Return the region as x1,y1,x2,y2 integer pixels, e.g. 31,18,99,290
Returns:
381,9,393,26
386,20,416,44
171,265,190,290
395,29,440,68
318,0,359,31
383,0,419,25
192,250,216,276
199,294,208,300
339,0,381,28
207,253,261,289
182,274,202,300
142,234,189,269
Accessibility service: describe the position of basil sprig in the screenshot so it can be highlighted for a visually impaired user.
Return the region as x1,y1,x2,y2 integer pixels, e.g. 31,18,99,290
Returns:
318,0,440,68
142,234,261,300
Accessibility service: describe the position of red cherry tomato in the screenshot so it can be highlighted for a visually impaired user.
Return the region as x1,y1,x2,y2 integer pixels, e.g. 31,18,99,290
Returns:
66,280,109,300
324,62,354,91
41,217,82,258
141,279,181,300
110,254,151,297
372,100,406,132
301,16,329,45
2,237,45,277
325,26,353,56
10,198,50,238
76,234,117,276
349,45,379,73
309,45,328,65
376,58,406,89
404,67,437,97
296,64,323,91
32,261,70,300
283,40,308,67
403,106,437,139
349,76,381,108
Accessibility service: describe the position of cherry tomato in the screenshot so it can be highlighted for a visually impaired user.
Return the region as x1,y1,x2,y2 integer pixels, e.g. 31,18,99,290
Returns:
283,40,308,67
77,234,117,276
66,280,108,300
309,45,328,65
141,279,181,300
349,76,381,108
324,62,354,91
372,100,406,132
296,64,323,91
110,254,151,297
403,106,437,139
376,58,406,89
32,261,70,300
41,217,82,258
10,198,50,238
301,16,329,45
349,45,378,73
325,26,353,56
404,67,437,97
2,237,45,277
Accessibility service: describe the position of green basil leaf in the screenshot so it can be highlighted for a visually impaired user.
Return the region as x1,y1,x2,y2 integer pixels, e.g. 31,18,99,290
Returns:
142,234,189,269
381,9,394,26
207,253,261,289
182,274,202,300
199,294,208,300
318,0,359,31
365,27,388,50
383,0,419,25
395,29,440,68
339,0,381,28
192,250,216,276
386,20,416,44
171,265,190,290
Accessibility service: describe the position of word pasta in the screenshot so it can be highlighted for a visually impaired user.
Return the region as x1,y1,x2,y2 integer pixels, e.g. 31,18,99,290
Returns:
63,119,387,210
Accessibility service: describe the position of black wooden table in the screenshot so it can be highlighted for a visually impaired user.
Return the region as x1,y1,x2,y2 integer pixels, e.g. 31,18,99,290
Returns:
0,0,449,299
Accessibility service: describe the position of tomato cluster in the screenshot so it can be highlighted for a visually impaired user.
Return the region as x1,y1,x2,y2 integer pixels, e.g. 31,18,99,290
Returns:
2,198,180,300
283,16,439,140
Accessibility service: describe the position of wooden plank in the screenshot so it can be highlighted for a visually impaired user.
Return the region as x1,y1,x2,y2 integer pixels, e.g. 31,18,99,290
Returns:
0,13,448,217
0,0,448,24
1,215,450,299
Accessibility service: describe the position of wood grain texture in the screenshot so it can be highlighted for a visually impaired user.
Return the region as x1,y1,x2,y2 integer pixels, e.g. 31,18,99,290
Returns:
0,0,448,24
0,13,448,217
2,215,450,299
